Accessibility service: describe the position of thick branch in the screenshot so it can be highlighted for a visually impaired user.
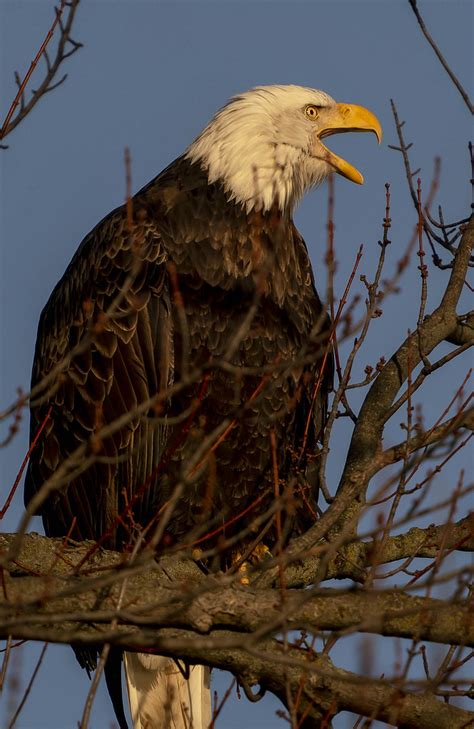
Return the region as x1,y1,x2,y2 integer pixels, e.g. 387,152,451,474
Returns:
325,515,474,581
264,515,474,587
0,622,471,728
0,533,472,648
446,312,474,346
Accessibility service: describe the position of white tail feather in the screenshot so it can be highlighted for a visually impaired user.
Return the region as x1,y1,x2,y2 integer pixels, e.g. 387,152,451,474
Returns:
124,652,211,729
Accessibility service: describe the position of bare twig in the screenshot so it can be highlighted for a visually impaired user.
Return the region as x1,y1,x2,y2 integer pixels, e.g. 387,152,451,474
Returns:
408,0,473,114
0,0,82,145
7,644,47,729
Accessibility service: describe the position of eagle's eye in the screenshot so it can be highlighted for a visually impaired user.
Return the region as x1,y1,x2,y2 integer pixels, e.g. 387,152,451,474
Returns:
305,104,320,120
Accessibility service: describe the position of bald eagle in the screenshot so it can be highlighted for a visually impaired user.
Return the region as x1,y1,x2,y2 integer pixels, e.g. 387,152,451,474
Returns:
25,85,381,728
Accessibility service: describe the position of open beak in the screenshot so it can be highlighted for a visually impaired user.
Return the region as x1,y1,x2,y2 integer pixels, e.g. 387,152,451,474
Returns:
315,103,382,184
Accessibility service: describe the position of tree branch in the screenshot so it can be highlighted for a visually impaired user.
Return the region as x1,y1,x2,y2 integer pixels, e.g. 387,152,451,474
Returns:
324,515,474,581
446,312,474,346
273,515,474,587
287,215,474,566
408,0,473,114
0,533,472,649
377,406,474,470
0,0,82,146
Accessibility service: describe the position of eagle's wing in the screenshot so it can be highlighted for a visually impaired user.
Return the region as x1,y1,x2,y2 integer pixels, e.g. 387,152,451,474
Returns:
24,203,172,545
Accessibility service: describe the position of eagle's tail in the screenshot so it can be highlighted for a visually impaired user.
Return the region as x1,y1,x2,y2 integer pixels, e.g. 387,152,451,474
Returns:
124,652,211,729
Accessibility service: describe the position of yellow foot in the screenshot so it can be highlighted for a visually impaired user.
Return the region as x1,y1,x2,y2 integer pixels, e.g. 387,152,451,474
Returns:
232,543,273,585
249,543,272,562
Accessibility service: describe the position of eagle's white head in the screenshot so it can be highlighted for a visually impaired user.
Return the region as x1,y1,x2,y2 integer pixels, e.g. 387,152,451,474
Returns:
186,84,381,213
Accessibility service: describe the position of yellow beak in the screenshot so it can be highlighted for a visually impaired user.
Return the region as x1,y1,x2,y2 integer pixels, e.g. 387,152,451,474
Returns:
315,103,382,184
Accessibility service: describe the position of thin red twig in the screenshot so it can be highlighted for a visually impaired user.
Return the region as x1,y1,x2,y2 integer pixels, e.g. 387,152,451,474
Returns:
0,406,52,519
0,2,67,139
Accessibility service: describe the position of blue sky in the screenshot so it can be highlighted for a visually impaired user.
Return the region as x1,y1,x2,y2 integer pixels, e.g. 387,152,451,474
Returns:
0,1,472,727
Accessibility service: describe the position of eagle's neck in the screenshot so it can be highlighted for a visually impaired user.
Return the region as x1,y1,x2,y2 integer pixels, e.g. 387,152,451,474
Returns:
186,137,307,214
185,124,322,215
